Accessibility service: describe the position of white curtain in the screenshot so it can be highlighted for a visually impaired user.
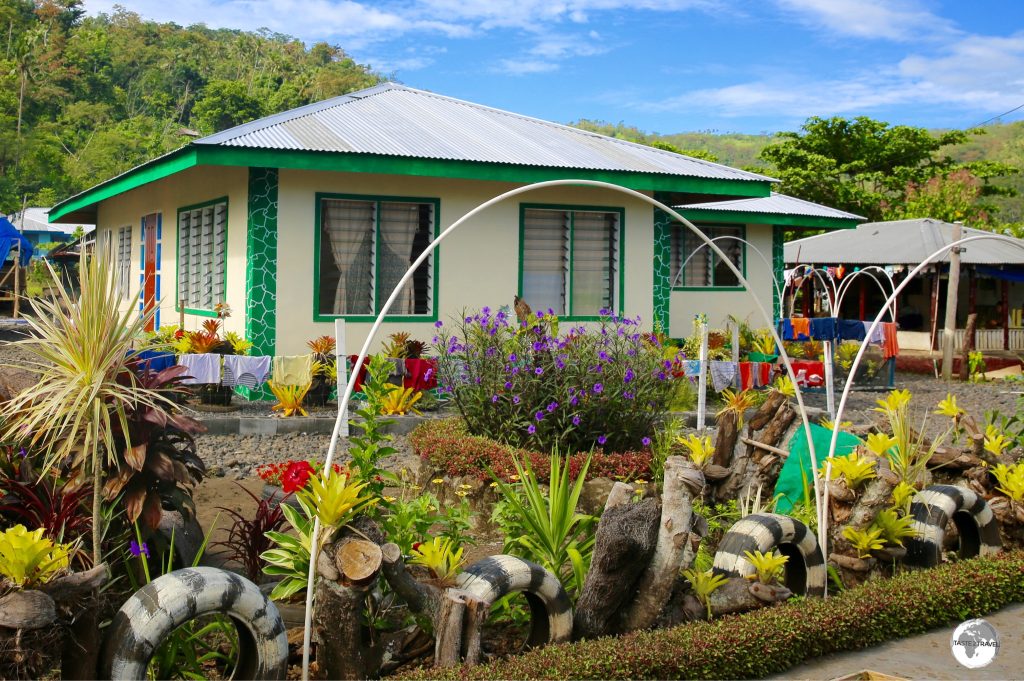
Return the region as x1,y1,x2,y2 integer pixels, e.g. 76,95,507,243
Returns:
377,202,420,314
521,209,568,315
324,199,374,314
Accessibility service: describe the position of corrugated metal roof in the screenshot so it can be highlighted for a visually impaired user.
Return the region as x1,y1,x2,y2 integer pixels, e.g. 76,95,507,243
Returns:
194,83,775,183
10,207,93,233
674,192,864,220
784,218,1024,265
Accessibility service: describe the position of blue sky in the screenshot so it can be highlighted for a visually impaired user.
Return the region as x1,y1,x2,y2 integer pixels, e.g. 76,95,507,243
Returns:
84,0,1024,135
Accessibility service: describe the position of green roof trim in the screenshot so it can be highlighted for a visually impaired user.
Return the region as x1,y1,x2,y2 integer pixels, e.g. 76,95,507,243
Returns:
676,208,860,230
51,145,773,223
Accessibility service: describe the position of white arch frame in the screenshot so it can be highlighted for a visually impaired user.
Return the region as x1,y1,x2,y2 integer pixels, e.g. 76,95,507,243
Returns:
785,264,837,317
670,234,785,318
834,265,897,321
299,180,830,678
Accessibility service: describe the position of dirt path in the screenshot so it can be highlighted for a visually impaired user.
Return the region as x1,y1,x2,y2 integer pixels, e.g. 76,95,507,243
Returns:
774,604,1024,680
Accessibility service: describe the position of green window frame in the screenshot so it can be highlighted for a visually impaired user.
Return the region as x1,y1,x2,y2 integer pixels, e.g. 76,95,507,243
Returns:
314,193,440,322
518,203,625,320
671,222,746,291
176,197,229,316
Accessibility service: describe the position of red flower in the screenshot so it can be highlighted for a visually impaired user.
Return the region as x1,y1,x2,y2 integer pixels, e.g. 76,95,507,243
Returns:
281,460,314,493
174,329,185,339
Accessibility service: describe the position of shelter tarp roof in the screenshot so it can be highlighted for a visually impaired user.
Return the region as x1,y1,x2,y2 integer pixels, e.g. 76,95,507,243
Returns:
784,218,1024,266
0,217,33,266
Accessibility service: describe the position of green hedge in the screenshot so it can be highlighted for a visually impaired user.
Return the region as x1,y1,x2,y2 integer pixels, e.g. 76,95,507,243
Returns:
397,553,1024,680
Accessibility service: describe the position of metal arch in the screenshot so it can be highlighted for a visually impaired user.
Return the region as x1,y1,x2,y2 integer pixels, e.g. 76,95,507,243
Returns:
834,266,897,321
822,233,1024,559
300,179,831,677
669,235,785,317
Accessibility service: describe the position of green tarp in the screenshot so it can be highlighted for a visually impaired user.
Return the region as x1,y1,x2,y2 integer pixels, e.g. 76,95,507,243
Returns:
774,423,862,513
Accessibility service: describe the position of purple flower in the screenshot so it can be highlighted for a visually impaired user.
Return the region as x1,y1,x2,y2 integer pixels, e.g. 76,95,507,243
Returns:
513,395,521,405
598,350,609,361
129,540,150,559
657,371,667,381
547,401,558,413
492,395,499,403
482,306,491,316
532,341,545,352
598,435,608,446
664,359,673,369
624,368,635,383
556,357,565,369
465,316,473,323
570,396,579,406
535,411,545,422
509,353,518,362
536,310,544,319
504,381,513,390
534,367,544,375
424,368,434,381
572,415,581,426
435,320,443,328
593,383,603,394
623,391,634,400
599,307,610,316
642,437,652,447
18,447,26,458
486,347,496,357
527,424,537,434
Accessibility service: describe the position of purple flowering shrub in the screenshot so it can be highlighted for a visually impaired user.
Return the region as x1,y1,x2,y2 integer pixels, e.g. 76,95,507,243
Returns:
435,308,677,452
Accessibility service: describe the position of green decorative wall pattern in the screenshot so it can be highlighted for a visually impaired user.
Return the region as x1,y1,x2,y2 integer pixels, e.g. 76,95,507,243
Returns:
652,193,673,335
240,166,279,400
772,225,785,320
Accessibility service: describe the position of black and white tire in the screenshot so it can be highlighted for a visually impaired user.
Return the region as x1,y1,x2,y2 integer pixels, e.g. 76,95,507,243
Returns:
455,555,573,646
906,485,1002,567
712,512,826,597
102,567,288,680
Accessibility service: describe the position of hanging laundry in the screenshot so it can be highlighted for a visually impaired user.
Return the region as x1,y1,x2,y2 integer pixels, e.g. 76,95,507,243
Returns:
753,362,772,388
780,319,794,341
272,354,313,386
738,362,754,390
837,319,866,342
223,355,271,389
791,318,811,341
881,322,900,360
136,349,176,373
710,361,738,392
809,317,838,342
682,359,702,377
862,321,884,344
178,353,221,385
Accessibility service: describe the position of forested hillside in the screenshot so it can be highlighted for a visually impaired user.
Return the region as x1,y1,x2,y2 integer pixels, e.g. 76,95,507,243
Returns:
0,0,382,214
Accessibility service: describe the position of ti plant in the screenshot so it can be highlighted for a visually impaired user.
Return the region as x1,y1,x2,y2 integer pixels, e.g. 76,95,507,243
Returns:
872,389,948,487
214,485,287,582
821,451,877,490
0,524,73,587
678,433,714,468
871,508,918,547
682,568,728,619
842,526,886,558
742,549,788,585
409,536,465,584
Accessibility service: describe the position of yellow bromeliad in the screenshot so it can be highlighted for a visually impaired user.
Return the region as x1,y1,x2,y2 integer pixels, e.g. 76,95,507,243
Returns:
410,536,465,583
0,525,73,587
677,433,714,468
381,383,423,415
269,381,310,417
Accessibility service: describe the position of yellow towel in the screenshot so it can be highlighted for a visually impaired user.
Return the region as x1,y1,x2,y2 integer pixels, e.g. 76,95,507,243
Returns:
272,354,313,386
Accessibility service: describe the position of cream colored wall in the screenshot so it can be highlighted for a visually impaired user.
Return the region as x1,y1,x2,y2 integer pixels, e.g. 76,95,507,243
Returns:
95,165,249,336
276,169,655,355
668,223,777,336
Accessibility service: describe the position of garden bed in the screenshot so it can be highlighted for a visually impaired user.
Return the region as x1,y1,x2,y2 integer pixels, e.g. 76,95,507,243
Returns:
397,553,1024,680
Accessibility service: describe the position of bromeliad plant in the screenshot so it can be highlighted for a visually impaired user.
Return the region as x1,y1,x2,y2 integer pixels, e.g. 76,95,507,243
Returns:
268,381,311,417
435,308,678,453
491,450,597,597
409,536,465,584
871,508,918,547
843,526,886,558
743,549,788,585
0,524,74,588
381,384,423,416
678,433,714,469
872,389,949,487
821,451,877,490
682,568,729,619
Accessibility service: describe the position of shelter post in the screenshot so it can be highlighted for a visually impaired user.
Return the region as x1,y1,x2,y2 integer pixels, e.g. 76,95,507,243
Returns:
1002,279,1010,350
941,222,962,380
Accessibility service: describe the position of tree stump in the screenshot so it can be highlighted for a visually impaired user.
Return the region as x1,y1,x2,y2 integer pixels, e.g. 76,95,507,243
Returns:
620,458,702,632
712,410,740,468
573,498,661,639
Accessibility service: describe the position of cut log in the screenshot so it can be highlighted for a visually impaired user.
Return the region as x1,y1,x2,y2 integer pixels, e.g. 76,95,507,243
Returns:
336,538,383,586
381,542,440,615
712,410,740,468
959,312,978,382
314,578,373,680
829,552,874,572
603,481,635,511
749,581,793,603
739,437,788,458
434,590,467,668
574,498,661,639
929,446,982,470
62,599,101,680
0,589,56,629
461,593,489,665
747,390,788,431
708,577,768,617
40,563,108,602
620,457,700,632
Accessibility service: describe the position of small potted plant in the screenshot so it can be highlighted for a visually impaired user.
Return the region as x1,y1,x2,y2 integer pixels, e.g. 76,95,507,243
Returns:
306,335,337,407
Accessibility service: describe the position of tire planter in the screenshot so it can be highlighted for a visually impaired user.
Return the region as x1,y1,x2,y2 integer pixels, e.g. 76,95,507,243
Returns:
102,567,288,680
455,555,573,646
906,484,1002,567
712,512,827,597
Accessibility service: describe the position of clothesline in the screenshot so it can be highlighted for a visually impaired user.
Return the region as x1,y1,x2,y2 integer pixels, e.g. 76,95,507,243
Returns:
778,316,899,360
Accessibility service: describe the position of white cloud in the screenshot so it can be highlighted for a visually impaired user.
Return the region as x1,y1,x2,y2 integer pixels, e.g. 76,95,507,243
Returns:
774,0,957,42
640,31,1024,125
495,58,560,75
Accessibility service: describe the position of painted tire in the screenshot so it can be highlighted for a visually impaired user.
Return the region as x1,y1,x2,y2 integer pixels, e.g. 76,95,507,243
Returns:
101,567,288,680
906,485,1002,567
455,555,573,646
712,512,826,597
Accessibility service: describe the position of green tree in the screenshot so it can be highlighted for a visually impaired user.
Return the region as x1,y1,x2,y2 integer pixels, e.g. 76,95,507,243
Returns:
757,115,1017,223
